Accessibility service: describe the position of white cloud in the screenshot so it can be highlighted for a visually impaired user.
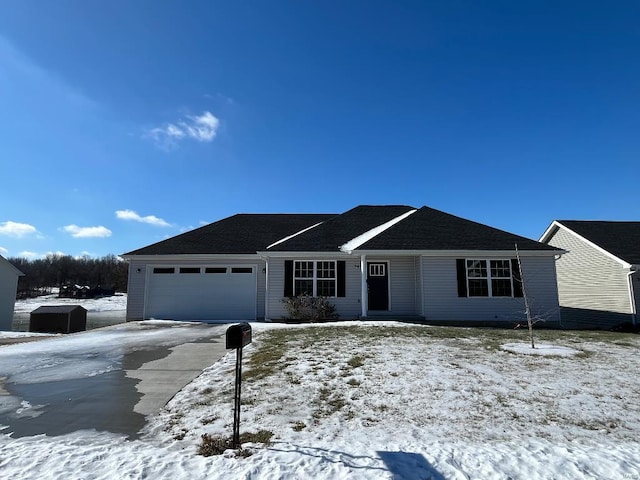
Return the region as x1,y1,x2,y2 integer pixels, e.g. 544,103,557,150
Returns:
19,251,39,259
0,246,8,256
62,225,112,238
145,111,220,149
0,221,38,238
115,209,171,227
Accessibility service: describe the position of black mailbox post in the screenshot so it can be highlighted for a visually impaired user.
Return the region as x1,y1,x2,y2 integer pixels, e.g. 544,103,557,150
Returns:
226,322,253,449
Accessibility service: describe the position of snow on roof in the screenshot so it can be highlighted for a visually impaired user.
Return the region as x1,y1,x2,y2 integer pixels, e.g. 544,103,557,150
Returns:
340,209,417,252
266,222,325,250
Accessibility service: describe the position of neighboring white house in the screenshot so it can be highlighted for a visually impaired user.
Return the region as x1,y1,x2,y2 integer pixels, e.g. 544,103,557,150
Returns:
123,205,562,326
0,255,24,331
540,220,640,329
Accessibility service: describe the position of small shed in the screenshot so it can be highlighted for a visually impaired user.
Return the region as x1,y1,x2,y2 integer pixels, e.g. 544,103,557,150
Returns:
29,305,87,334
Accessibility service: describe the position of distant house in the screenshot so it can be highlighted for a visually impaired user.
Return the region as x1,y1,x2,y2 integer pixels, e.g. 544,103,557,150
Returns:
0,255,24,331
123,205,561,326
540,221,640,329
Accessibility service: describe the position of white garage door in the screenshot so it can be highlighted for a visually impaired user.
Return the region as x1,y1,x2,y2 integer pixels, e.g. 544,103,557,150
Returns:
145,265,257,321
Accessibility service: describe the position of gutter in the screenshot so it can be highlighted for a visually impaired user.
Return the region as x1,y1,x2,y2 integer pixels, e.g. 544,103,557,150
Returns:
628,268,638,326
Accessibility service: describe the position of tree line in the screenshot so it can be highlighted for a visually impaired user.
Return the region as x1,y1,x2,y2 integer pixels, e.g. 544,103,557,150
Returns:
8,254,129,298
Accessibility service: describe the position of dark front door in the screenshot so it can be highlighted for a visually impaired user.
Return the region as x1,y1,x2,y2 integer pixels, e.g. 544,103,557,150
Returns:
367,262,389,311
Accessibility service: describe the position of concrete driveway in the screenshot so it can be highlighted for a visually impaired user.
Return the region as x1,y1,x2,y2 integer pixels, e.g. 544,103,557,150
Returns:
0,321,230,439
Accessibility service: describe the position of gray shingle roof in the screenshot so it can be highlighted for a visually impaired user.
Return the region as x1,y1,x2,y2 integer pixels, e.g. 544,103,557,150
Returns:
123,214,336,255
558,221,640,264
359,206,557,251
267,205,415,251
124,205,555,256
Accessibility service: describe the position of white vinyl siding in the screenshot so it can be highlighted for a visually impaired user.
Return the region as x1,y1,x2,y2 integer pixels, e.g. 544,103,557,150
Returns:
267,257,361,320
422,256,560,323
548,227,632,314
0,260,20,330
126,260,147,321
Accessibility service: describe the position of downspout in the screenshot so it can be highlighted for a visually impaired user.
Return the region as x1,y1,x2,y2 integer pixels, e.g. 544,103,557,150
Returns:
264,257,270,321
360,255,367,319
627,268,637,326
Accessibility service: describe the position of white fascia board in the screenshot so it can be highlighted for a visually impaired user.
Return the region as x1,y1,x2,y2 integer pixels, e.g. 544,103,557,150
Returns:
354,249,563,257
539,221,561,243
340,209,417,253
546,221,632,268
266,222,325,250
122,254,262,262
257,251,352,258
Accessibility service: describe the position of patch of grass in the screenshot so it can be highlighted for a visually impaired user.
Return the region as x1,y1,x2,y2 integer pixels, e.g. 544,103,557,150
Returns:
200,387,214,395
173,428,188,440
200,415,219,425
240,429,274,445
197,430,273,457
292,421,306,431
243,330,291,381
346,378,361,386
198,434,231,456
347,355,366,369
163,413,184,432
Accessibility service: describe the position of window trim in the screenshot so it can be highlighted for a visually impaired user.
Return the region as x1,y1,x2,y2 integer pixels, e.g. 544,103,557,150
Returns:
465,259,514,298
293,260,338,297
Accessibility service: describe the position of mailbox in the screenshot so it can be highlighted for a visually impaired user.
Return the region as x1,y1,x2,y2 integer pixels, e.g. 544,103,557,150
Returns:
226,322,252,349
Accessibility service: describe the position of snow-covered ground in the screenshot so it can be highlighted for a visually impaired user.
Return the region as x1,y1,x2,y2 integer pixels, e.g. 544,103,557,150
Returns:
1,321,639,479
13,292,127,313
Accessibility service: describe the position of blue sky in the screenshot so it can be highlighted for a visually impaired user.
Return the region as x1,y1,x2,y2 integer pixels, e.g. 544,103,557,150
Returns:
1,1,638,259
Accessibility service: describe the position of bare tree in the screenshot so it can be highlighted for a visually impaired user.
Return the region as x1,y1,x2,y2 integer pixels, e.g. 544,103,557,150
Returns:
514,243,536,348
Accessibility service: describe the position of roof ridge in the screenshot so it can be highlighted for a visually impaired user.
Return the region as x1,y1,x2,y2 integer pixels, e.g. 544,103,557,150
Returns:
340,209,418,252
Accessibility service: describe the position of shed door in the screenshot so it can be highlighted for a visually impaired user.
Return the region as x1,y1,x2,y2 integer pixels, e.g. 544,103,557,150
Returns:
145,266,256,321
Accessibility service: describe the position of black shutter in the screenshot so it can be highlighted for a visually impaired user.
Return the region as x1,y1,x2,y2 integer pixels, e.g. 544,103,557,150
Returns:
511,259,523,297
456,259,468,297
284,260,294,297
337,261,346,297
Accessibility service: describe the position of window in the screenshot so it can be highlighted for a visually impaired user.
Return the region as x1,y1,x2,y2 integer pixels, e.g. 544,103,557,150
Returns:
369,263,386,277
153,267,175,274
231,267,253,274
205,267,227,274
294,260,337,297
179,267,200,274
465,259,513,297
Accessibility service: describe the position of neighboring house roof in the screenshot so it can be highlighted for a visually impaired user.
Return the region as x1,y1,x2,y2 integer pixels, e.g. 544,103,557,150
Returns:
547,221,640,265
358,206,558,251
123,214,336,255
267,205,416,252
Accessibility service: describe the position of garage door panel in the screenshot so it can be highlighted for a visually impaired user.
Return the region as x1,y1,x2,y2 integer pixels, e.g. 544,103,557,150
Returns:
145,266,256,321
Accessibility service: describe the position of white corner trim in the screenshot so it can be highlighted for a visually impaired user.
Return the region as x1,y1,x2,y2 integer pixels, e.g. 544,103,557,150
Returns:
266,222,325,250
339,209,417,253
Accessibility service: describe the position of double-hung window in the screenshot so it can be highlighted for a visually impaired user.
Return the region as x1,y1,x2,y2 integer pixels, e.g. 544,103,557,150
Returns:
294,260,337,297
465,259,513,297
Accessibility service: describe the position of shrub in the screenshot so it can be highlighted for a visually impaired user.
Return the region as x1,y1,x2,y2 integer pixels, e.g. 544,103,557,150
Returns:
282,294,338,322
198,434,233,456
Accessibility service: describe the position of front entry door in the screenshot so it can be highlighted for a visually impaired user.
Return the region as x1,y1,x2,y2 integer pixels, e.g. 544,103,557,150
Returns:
367,262,389,311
